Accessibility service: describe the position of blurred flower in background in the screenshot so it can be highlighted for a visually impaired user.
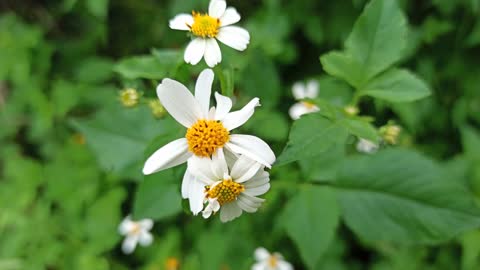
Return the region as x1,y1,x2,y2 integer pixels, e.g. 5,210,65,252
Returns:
356,138,379,154
289,80,320,120
169,0,250,67
252,247,293,270
118,216,154,254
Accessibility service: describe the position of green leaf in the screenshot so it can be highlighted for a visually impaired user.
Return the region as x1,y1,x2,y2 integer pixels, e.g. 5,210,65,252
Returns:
276,114,348,165
335,149,480,244
338,118,380,143
70,104,178,178
299,146,346,182
133,170,183,220
461,125,480,162
361,69,431,102
282,186,340,270
242,109,289,142
345,0,407,82
86,0,109,19
320,51,364,88
215,67,234,97
114,50,182,80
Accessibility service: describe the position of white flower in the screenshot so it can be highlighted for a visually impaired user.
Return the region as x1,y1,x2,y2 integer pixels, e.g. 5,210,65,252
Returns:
356,138,379,154
118,216,153,254
288,80,320,120
169,0,250,67
183,152,270,222
252,247,293,270
142,68,276,175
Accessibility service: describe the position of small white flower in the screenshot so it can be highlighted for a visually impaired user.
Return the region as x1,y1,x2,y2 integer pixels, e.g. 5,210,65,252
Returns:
118,216,153,254
288,80,320,120
252,247,293,270
183,152,270,222
142,68,275,175
356,138,379,154
169,0,250,67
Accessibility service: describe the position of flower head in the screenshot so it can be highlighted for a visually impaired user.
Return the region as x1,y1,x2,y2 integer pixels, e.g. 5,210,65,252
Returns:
252,247,293,270
183,153,270,222
356,138,379,154
380,122,401,145
118,216,153,254
120,88,140,107
148,99,166,118
169,0,250,67
289,80,320,120
142,69,275,175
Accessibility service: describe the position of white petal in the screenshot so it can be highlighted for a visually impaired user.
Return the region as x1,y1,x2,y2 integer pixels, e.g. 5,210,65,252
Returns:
214,92,233,120
182,169,195,198
138,231,153,246
118,217,134,235
244,173,269,188
306,80,319,98
211,148,229,179
139,219,153,230
289,102,310,120
244,182,270,197
157,78,203,127
122,235,138,254
292,82,307,100
142,138,191,174
195,69,214,116
230,155,262,183
254,247,271,261
216,26,250,51
184,38,206,65
222,98,260,131
237,195,261,212
204,38,222,67
209,0,226,18
226,135,275,168
187,156,219,184
278,261,294,270
219,202,242,222
169,13,194,30
189,178,206,215
220,7,241,26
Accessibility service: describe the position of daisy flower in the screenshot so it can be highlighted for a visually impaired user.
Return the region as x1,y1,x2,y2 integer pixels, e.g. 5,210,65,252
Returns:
183,152,270,222
289,80,320,120
142,68,275,175
356,138,379,154
252,247,293,270
118,216,153,254
169,0,250,67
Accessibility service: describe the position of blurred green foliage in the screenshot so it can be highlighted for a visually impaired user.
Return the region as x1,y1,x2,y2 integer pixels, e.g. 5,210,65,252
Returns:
1,0,480,269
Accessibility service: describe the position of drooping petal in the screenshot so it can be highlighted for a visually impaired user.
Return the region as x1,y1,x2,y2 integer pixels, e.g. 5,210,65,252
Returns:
292,82,307,100
254,247,271,261
182,170,195,198
157,78,203,127
214,92,233,120
211,148,228,179
184,38,206,65
230,155,262,183
237,194,262,212
122,235,139,254
188,178,206,215
288,102,310,120
222,98,260,131
169,13,194,30
204,38,222,67
244,182,270,197
306,80,319,98
188,156,219,184
139,219,153,230
220,7,241,26
216,26,250,51
208,0,226,18
244,173,269,188
278,260,294,270
195,68,214,116
226,135,275,168
118,217,134,235
138,231,153,246
142,138,191,174
220,202,242,222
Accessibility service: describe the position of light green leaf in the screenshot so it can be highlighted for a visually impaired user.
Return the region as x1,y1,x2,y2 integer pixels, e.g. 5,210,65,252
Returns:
283,186,339,270
361,69,431,102
345,0,407,83
215,67,234,97
276,114,348,165
114,50,182,80
335,149,480,244
133,171,182,220
320,51,364,89
338,118,380,143
86,0,109,19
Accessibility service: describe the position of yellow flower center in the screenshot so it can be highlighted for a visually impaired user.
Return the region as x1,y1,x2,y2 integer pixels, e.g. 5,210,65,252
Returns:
301,101,316,109
268,255,278,267
186,120,229,157
189,12,220,38
205,179,245,205
130,223,141,235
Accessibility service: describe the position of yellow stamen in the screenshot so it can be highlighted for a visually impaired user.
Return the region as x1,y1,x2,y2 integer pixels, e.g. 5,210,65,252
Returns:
185,120,229,157
268,255,278,267
205,179,245,205
188,11,221,38
130,223,141,235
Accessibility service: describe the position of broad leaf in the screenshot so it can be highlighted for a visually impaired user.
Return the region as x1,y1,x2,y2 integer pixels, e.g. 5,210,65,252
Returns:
338,118,380,143
361,69,431,102
320,51,364,89
114,50,182,80
276,114,348,165
335,149,480,244
283,186,340,270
